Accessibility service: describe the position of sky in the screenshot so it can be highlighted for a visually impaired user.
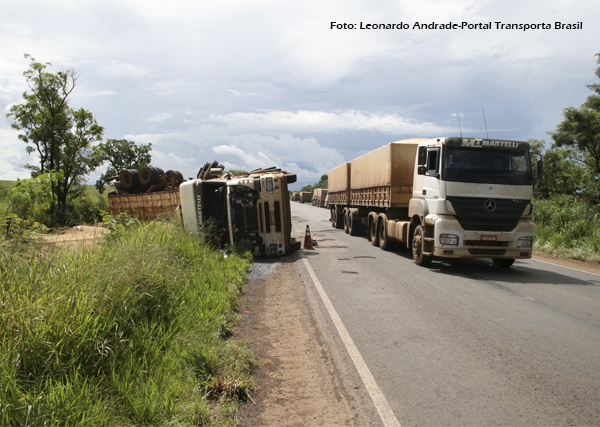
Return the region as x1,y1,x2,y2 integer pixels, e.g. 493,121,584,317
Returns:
0,0,598,190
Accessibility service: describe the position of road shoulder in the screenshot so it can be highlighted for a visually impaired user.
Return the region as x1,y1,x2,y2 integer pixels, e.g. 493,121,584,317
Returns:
235,255,359,427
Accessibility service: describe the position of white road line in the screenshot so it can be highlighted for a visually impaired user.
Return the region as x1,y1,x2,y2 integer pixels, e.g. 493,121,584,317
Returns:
301,257,401,427
530,257,600,278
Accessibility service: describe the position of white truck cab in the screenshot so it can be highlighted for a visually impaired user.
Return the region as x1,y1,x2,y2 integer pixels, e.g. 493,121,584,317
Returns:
410,137,536,267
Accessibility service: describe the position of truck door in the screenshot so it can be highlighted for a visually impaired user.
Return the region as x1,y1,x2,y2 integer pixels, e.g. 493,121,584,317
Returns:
422,147,441,199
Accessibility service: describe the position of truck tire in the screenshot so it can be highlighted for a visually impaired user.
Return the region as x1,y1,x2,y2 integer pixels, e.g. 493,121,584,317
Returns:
331,207,344,229
139,166,162,186
343,208,350,234
120,169,140,191
378,219,396,251
347,210,360,236
412,225,433,266
370,216,379,246
493,258,515,268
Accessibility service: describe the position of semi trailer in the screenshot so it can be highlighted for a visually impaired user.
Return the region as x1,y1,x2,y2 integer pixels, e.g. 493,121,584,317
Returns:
328,137,540,267
179,162,301,257
312,188,328,207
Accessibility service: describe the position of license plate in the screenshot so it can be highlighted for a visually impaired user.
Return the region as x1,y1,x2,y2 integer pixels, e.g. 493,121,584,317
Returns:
481,235,498,241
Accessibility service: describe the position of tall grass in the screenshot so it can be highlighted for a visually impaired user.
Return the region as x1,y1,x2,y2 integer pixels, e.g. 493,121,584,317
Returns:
0,221,254,426
534,195,600,263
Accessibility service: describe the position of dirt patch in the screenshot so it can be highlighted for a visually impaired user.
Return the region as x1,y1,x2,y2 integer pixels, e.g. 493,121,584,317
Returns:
40,225,109,249
236,256,358,427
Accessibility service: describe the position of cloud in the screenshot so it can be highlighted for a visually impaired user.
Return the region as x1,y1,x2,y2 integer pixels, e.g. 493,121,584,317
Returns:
227,89,258,96
96,62,150,79
209,109,458,135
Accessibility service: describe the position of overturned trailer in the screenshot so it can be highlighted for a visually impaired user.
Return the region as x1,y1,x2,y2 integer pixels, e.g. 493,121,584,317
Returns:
107,166,185,220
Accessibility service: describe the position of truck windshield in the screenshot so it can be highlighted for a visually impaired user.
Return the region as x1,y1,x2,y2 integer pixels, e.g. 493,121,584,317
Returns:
442,147,532,185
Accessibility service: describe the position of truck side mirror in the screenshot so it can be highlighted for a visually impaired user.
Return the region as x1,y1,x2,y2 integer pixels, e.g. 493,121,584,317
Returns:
536,159,543,184
417,165,427,175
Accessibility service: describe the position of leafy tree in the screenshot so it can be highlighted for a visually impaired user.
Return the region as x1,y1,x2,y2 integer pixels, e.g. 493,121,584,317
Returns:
314,174,328,189
530,140,589,199
301,174,328,193
6,54,104,224
550,52,600,200
8,172,59,223
93,139,152,193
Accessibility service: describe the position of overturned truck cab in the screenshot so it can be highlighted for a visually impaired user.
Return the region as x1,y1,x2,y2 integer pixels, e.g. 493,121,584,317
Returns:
179,164,301,257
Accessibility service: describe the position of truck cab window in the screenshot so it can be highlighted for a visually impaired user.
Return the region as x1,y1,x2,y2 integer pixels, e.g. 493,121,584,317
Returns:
427,149,439,175
418,146,427,166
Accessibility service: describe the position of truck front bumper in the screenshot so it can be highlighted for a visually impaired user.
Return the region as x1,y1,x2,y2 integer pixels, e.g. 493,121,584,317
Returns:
431,216,534,259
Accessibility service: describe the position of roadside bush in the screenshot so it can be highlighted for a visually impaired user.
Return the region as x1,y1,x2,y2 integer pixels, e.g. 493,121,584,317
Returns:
65,191,108,225
0,220,253,426
534,195,600,263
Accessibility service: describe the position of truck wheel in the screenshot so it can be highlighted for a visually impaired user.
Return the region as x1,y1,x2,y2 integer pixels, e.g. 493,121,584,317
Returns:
330,207,337,228
378,220,396,251
348,212,360,236
120,169,140,191
493,258,515,268
343,209,350,234
412,225,432,266
370,217,379,246
335,211,344,230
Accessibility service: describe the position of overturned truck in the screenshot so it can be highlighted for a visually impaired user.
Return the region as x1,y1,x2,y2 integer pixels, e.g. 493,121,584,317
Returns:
179,162,301,257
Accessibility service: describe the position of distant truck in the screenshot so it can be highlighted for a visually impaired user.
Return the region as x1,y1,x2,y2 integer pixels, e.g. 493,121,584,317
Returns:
312,188,328,207
179,163,301,257
328,137,540,267
299,191,312,203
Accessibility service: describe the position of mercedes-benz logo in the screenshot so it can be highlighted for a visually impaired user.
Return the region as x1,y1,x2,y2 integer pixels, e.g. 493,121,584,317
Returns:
484,199,496,212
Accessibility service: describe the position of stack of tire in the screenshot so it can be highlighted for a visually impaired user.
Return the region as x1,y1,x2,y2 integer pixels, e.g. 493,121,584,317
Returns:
119,167,164,193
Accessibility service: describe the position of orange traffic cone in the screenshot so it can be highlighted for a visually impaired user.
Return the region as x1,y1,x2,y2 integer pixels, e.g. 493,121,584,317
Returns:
303,225,314,249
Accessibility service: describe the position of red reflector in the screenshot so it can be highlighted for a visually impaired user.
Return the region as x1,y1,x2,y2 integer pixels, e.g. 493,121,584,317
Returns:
270,211,276,226
481,235,498,241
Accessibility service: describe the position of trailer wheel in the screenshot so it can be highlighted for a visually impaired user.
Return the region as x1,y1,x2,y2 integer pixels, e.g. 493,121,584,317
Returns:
335,210,344,229
343,208,350,234
378,219,396,251
370,216,379,246
330,207,337,228
120,169,140,191
493,258,515,268
412,225,432,266
347,211,360,236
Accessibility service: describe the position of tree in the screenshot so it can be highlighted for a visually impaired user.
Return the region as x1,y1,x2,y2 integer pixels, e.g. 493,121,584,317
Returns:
7,54,104,224
314,174,328,189
301,174,328,193
551,52,600,200
93,139,152,193
529,139,589,199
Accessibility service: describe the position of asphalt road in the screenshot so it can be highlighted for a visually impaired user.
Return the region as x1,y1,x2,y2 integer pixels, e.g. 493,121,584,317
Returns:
291,202,600,426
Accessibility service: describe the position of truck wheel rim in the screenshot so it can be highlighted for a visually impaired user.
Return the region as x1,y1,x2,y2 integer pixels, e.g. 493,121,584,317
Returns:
413,234,422,258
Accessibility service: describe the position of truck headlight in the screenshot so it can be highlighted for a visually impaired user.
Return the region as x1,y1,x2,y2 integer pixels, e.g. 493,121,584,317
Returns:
264,177,273,192
517,236,533,248
440,234,459,245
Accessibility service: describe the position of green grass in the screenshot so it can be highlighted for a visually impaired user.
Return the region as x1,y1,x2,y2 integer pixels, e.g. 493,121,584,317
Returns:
0,220,254,426
533,195,600,264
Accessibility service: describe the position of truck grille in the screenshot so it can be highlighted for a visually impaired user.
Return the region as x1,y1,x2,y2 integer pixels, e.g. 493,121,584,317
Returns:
446,196,529,232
